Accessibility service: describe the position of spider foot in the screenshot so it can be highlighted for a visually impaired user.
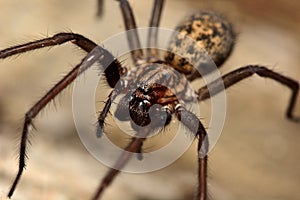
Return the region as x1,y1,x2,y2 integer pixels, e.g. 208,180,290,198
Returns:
96,123,104,138
133,137,144,160
137,152,144,160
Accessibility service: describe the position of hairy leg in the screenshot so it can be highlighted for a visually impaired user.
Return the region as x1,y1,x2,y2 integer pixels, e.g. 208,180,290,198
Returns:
0,38,119,198
117,0,144,64
147,0,165,60
197,65,299,121
175,105,209,200
92,105,172,200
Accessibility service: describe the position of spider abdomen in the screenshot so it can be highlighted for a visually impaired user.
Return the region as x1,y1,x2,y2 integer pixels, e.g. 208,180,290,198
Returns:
165,11,236,79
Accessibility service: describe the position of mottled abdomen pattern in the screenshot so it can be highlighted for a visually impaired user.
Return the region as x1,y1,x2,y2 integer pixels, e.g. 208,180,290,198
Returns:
165,11,236,79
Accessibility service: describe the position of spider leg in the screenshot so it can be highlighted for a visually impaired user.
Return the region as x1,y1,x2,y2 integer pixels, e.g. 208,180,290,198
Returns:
175,105,209,200
197,65,299,121
96,90,119,137
117,0,144,64
92,105,172,200
97,0,104,17
0,33,97,58
0,32,125,88
6,46,120,198
91,137,147,200
147,0,165,60
97,60,130,136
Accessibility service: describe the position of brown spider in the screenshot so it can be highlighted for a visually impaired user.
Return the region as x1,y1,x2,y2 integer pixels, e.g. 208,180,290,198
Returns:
0,0,299,200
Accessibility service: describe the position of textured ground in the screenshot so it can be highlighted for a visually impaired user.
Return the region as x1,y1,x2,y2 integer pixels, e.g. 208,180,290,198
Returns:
0,0,299,200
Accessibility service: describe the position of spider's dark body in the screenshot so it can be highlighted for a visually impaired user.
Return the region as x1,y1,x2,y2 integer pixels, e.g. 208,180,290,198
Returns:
115,11,235,129
0,0,298,200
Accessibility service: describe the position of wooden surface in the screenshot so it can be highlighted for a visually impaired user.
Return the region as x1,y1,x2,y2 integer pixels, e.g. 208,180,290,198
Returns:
0,0,299,200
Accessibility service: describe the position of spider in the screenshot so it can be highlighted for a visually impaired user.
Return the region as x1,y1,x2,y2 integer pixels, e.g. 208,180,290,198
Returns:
0,0,299,200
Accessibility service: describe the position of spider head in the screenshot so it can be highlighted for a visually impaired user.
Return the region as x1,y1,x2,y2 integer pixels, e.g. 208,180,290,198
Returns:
115,83,172,129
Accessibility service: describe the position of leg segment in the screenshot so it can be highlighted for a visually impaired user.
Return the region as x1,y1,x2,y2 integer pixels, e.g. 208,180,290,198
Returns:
0,33,97,58
118,0,144,64
97,0,104,17
0,32,124,87
197,65,299,121
147,0,165,60
96,90,119,137
91,136,147,200
6,46,121,198
197,151,208,200
92,105,172,200
175,105,208,200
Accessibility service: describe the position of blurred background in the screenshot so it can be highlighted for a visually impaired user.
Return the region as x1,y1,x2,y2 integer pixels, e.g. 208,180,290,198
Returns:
0,0,299,200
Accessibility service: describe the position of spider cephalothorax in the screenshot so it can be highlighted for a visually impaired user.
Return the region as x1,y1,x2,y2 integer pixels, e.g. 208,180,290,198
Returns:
0,0,298,200
114,63,194,128
128,84,172,126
